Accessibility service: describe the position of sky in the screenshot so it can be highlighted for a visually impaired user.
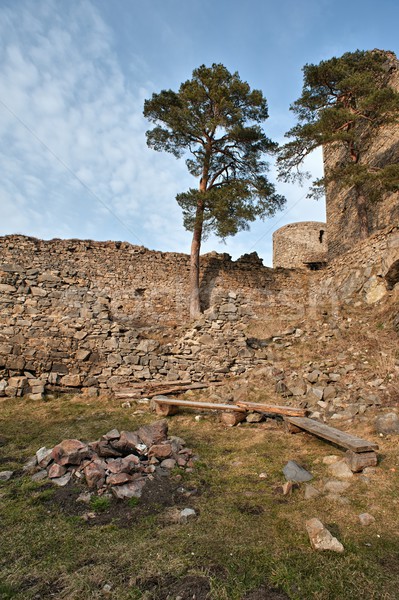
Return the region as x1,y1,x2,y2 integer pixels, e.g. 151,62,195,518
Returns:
0,0,398,266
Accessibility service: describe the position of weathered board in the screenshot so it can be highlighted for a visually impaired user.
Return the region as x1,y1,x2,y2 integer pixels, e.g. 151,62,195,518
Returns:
237,401,306,417
153,398,246,412
286,416,379,453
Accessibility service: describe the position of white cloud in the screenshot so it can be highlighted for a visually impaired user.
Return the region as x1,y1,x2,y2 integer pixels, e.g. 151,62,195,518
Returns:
0,0,327,263
0,0,191,247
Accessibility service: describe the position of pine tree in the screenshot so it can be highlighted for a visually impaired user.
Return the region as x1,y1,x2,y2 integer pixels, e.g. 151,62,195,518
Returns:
144,64,284,318
278,50,399,237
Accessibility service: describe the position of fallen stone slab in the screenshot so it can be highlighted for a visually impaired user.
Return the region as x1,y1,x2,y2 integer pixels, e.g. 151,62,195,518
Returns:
111,479,146,499
328,459,354,479
323,479,351,494
52,473,72,487
374,412,399,435
110,431,142,453
283,460,313,482
137,420,169,447
51,439,90,466
36,447,53,468
0,470,14,481
305,518,344,552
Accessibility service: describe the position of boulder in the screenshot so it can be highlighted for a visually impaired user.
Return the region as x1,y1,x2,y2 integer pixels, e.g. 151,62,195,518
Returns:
328,459,354,479
84,461,106,489
137,420,168,447
111,431,143,453
111,479,146,499
52,439,89,465
148,444,173,459
375,412,399,435
48,464,67,479
283,460,313,482
305,518,344,552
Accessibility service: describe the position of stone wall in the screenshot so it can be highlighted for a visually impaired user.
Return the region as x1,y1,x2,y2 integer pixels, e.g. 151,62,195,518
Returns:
272,221,327,268
324,51,399,259
0,235,308,397
311,225,399,308
1,225,398,399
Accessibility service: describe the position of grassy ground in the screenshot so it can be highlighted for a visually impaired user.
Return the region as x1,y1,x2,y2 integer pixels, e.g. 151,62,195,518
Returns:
1,394,399,599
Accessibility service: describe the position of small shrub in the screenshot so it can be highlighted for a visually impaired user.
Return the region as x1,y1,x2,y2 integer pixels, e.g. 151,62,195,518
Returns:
90,496,111,512
128,497,140,508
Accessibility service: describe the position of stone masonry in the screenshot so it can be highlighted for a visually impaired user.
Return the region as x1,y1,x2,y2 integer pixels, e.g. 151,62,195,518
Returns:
324,51,399,259
273,221,327,269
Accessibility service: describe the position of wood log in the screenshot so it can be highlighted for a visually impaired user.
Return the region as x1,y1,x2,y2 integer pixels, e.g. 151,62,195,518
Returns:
220,411,247,427
118,380,192,390
115,382,209,399
155,403,179,417
346,450,378,472
286,417,379,453
152,398,246,412
237,401,306,417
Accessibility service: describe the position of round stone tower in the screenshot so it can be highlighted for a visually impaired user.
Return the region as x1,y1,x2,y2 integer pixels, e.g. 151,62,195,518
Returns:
273,221,327,269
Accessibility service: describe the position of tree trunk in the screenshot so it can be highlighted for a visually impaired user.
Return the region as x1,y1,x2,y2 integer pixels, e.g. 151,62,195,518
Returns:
189,151,210,320
189,207,203,319
356,189,370,239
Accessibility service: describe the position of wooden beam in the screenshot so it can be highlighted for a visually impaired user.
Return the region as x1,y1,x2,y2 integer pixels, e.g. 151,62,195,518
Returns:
237,401,306,418
115,383,208,399
285,416,379,453
153,398,246,412
118,380,192,390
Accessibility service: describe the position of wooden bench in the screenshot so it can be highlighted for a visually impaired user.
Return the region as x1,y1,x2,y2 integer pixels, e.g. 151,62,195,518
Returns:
153,397,307,426
153,397,247,425
285,416,379,470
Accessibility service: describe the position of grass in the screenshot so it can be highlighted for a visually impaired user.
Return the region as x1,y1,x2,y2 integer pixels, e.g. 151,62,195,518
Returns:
1,394,399,599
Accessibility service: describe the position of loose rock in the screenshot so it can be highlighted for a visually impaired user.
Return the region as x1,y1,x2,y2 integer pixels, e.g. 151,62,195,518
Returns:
305,518,344,552
283,460,313,482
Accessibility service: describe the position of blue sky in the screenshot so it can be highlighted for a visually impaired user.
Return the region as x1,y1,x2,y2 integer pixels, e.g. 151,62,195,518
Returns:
0,0,398,265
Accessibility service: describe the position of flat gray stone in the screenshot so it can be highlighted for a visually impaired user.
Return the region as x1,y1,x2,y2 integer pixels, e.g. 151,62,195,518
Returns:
0,470,14,481
304,484,321,499
111,479,146,499
31,470,48,482
323,479,351,494
52,472,72,487
375,412,399,435
283,460,313,482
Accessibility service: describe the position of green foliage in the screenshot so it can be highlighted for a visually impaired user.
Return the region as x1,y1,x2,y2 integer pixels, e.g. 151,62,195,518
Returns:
90,495,111,512
144,63,285,239
127,496,139,508
278,50,399,201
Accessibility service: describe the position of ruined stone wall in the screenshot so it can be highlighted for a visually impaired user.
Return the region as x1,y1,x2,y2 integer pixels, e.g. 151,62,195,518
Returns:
310,225,399,310
0,235,308,397
1,225,397,399
272,221,327,268
325,51,399,259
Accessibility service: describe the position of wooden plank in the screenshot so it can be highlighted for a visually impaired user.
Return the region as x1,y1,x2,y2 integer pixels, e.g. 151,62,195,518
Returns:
237,401,306,417
153,398,246,412
115,383,208,399
286,417,379,453
118,380,192,390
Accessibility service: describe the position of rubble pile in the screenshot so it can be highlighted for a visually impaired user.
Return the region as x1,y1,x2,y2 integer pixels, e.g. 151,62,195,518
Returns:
27,420,196,499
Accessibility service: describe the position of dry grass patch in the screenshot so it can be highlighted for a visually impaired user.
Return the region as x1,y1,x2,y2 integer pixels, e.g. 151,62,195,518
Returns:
1,395,399,599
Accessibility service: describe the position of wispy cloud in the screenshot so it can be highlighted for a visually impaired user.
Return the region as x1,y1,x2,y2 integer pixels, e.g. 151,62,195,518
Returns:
0,0,192,248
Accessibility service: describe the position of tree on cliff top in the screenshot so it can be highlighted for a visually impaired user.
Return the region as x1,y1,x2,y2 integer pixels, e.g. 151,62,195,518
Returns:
144,63,285,319
277,49,399,237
